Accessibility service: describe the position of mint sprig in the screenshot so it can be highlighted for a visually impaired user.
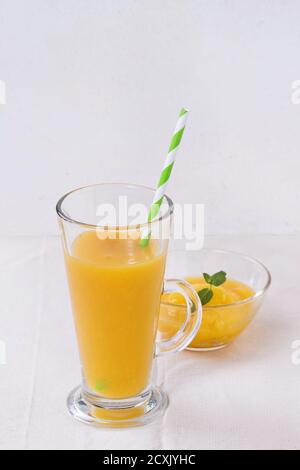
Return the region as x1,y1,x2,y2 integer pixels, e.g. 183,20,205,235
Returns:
198,271,227,305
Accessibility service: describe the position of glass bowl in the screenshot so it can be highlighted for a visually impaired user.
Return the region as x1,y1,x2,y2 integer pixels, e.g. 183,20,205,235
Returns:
159,249,271,351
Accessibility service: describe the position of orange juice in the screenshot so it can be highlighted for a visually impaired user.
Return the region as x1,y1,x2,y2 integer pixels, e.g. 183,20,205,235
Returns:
160,277,255,349
65,231,166,399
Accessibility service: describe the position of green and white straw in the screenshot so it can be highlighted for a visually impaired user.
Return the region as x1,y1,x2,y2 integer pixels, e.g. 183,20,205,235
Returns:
140,107,189,247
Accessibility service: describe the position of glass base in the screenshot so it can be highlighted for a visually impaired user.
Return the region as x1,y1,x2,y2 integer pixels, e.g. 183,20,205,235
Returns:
67,385,169,428
187,343,230,351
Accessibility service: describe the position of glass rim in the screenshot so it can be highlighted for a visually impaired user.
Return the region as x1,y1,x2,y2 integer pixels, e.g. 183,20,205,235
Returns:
56,182,174,231
162,248,271,309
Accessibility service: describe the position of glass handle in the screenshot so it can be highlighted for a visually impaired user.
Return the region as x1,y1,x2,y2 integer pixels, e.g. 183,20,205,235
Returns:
156,278,202,356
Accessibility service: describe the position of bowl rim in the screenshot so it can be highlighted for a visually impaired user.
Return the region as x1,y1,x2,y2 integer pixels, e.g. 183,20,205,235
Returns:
163,248,272,309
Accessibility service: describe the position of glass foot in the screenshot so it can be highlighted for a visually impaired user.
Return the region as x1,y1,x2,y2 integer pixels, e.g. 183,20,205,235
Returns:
67,385,169,428
187,343,230,351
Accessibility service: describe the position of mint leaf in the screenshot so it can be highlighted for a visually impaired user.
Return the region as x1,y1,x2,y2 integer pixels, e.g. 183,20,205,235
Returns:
210,271,227,287
198,288,213,305
203,272,212,284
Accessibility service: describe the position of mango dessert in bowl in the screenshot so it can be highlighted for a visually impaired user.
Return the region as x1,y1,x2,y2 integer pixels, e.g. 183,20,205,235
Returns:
159,249,271,351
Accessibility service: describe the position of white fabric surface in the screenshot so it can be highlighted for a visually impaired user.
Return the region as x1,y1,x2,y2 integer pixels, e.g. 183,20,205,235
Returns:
0,235,299,450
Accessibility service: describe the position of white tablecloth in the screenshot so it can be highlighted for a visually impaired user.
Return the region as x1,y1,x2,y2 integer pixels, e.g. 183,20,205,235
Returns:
0,235,299,450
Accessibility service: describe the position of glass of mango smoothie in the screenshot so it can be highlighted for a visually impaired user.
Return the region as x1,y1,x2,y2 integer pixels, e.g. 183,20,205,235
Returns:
56,183,202,427
159,249,271,351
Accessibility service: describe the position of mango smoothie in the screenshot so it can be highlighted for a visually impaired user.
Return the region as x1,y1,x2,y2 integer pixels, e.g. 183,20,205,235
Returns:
65,231,166,399
160,277,255,349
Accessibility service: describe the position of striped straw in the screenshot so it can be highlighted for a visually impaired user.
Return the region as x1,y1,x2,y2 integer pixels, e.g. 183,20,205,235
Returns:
140,107,189,247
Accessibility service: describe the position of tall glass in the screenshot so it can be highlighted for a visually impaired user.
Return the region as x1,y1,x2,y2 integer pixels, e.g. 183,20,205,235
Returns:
56,183,202,427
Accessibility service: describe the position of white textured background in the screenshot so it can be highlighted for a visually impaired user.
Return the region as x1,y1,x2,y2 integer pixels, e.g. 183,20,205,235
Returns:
1,0,300,451
0,0,299,236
